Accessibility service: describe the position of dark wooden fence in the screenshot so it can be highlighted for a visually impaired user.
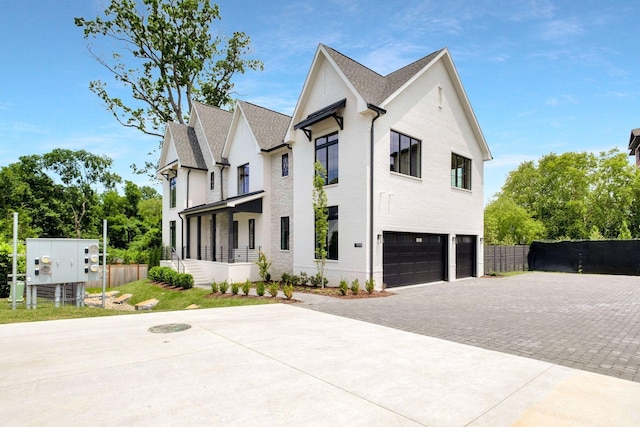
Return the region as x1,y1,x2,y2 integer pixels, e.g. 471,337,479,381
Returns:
484,245,530,275
85,264,148,288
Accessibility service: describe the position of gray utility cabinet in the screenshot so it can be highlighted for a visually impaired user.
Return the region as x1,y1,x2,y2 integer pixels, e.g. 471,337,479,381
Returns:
26,238,101,285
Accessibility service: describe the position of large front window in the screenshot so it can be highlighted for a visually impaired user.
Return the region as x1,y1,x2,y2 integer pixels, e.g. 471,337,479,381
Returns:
316,206,338,260
248,219,255,249
169,176,177,208
315,132,339,185
238,163,250,194
390,130,421,178
451,153,472,190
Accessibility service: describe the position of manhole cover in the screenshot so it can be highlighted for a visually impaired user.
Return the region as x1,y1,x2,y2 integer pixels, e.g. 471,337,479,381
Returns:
148,323,192,334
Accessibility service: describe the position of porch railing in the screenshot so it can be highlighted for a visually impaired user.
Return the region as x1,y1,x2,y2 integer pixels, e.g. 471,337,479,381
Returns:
161,246,185,272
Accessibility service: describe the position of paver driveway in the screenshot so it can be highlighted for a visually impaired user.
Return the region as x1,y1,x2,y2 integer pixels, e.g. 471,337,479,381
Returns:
300,272,640,382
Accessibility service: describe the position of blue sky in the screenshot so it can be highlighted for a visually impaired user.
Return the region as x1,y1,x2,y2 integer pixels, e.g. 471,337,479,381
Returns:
1,0,638,202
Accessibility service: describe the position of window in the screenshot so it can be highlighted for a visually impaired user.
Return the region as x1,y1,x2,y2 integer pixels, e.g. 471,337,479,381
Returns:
238,163,249,194
169,221,176,250
281,153,289,177
451,154,472,190
281,217,290,250
169,176,177,208
315,132,339,185
233,221,238,249
390,130,421,178
248,219,255,249
210,171,215,190
316,206,338,260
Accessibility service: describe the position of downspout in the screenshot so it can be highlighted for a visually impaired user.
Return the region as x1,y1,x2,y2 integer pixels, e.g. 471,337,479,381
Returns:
367,103,387,286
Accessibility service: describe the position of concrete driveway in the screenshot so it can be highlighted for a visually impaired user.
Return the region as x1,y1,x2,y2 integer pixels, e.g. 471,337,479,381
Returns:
2,303,640,426
300,272,640,382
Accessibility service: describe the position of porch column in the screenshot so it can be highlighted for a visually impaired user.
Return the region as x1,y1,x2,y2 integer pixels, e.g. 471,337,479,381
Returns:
227,211,235,263
197,216,202,260
211,214,216,261
185,217,191,259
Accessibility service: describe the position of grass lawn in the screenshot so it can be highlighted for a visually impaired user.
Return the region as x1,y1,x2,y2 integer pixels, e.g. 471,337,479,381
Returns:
0,279,277,325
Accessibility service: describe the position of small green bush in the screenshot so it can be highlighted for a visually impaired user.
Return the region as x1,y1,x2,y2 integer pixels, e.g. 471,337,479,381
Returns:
310,273,328,288
268,282,279,298
242,280,251,295
219,280,229,294
211,281,219,293
299,271,309,286
178,273,194,289
148,266,161,282
255,251,272,282
350,279,360,295
256,281,265,297
339,279,348,296
281,272,293,286
283,284,294,300
366,278,375,294
231,282,239,295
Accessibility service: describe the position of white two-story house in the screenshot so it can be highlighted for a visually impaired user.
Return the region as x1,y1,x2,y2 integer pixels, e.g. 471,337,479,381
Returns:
158,43,491,288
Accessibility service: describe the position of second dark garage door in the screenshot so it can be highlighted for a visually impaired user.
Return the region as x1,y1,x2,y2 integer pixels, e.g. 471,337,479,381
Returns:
383,232,447,288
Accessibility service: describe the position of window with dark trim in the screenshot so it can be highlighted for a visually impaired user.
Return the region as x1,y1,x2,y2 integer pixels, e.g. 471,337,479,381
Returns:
233,221,238,249
315,206,338,260
281,153,289,177
451,153,472,190
390,130,421,178
248,219,255,249
169,176,177,208
238,163,249,194
169,221,176,250
210,171,215,190
315,132,339,185
280,217,290,250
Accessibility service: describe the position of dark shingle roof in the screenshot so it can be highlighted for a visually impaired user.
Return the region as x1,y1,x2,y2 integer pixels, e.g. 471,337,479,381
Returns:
192,101,233,160
322,44,444,105
167,122,206,169
238,100,291,150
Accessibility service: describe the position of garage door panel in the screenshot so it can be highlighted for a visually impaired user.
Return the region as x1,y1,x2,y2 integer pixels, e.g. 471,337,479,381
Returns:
456,235,476,279
383,232,447,288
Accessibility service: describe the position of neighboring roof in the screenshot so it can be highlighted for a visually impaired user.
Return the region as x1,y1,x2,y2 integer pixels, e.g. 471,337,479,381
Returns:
322,45,443,106
628,128,640,155
167,122,206,169
191,101,233,160
237,101,291,151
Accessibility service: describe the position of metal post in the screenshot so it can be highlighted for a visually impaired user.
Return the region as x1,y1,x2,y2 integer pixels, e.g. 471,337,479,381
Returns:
102,219,107,308
11,212,18,310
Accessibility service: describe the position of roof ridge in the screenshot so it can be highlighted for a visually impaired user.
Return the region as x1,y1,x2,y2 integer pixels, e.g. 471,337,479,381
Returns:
322,44,384,78
237,99,291,119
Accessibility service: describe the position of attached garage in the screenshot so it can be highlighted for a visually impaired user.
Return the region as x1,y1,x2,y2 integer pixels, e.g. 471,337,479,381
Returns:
383,232,447,288
455,235,476,278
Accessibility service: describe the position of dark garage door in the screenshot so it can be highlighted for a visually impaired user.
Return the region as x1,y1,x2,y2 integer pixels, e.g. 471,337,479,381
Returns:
383,232,447,288
456,235,476,278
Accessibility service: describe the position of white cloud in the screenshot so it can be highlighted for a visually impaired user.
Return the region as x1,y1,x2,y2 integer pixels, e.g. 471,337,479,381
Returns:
545,94,579,107
537,18,586,42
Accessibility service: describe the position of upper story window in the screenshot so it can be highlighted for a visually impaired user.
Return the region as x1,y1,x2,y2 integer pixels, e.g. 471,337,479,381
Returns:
210,171,215,190
169,176,177,208
315,132,339,185
238,163,250,195
451,153,472,190
281,153,289,177
390,130,421,178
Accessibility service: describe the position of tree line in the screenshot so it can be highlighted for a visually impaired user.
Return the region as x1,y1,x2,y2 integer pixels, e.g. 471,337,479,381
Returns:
485,148,639,245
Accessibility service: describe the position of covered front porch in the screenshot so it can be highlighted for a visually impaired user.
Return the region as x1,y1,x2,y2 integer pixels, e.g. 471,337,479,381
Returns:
168,191,265,283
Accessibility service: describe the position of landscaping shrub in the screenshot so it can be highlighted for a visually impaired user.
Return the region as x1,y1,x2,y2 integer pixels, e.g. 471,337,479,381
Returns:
268,282,279,298
350,279,360,295
148,266,161,282
366,278,375,294
255,251,272,282
177,273,194,289
211,281,219,293
298,271,309,286
231,281,239,295
283,284,293,300
256,281,265,297
281,272,293,286
310,273,328,288
219,280,229,294
242,280,251,295
339,279,348,296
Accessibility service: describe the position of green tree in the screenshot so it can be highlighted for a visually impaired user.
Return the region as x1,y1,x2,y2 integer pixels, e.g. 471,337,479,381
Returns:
313,162,328,288
75,0,263,173
41,149,120,238
484,196,545,245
